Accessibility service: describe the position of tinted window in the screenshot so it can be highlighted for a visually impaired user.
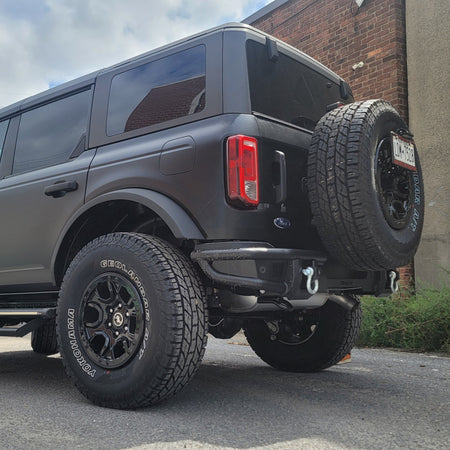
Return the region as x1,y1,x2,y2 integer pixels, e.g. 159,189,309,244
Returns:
0,119,9,160
107,45,206,136
13,90,91,174
246,40,348,131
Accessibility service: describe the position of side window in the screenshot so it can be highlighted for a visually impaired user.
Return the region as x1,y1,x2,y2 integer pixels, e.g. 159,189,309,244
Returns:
0,119,9,161
107,45,206,136
13,89,91,174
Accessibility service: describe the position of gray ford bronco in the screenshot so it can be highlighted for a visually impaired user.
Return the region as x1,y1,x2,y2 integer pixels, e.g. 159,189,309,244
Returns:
0,23,424,409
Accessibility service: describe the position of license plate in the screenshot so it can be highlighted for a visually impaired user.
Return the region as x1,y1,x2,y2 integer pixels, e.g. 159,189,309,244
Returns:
391,132,416,171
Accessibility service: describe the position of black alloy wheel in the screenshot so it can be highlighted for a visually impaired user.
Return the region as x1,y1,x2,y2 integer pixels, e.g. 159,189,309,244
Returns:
375,136,414,230
267,311,320,346
57,233,208,409
80,273,145,369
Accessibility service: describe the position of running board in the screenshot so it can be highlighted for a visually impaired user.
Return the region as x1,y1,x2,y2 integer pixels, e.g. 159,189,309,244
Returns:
0,308,56,337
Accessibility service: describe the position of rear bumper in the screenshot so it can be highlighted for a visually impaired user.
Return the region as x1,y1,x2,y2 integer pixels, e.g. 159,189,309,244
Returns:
191,241,395,298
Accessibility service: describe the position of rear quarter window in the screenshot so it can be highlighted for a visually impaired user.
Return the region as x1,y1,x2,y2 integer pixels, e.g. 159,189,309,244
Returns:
107,45,206,136
246,40,344,131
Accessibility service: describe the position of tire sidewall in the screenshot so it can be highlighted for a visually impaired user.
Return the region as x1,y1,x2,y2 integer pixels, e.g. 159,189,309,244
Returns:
361,106,424,261
244,300,361,372
57,239,173,402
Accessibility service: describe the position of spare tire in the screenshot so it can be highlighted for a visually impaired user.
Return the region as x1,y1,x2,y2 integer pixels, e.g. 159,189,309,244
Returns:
307,100,424,271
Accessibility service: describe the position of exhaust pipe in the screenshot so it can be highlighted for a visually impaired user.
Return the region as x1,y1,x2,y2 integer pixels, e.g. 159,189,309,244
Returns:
328,294,359,311
216,291,358,313
217,291,328,313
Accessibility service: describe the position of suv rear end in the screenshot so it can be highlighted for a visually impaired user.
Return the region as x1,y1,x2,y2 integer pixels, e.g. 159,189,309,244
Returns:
190,26,392,302
0,23,424,409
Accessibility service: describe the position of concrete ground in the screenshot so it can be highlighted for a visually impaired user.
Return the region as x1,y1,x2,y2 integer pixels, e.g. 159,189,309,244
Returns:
0,334,449,449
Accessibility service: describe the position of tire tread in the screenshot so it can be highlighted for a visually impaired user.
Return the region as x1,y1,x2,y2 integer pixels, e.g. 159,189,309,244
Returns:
308,99,422,270
244,297,361,372
57,233,207,409
31,320,58,355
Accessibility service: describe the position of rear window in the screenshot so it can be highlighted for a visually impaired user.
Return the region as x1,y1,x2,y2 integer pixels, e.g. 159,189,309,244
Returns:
246,40,346,131
107,45,206,136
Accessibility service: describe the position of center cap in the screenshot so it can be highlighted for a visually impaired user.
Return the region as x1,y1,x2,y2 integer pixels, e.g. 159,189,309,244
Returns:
113,312,124,327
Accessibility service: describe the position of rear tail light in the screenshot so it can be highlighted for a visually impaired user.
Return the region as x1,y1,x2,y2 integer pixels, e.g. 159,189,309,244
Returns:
226,135,259,207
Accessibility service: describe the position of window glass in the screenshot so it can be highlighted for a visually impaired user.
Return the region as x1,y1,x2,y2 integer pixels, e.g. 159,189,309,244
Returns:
246,40,348,131
0,119,9,160
107,45,206,136
13,89,90,174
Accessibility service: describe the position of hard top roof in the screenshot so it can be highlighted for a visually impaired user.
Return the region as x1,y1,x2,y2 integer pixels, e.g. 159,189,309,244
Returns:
0,22,343,119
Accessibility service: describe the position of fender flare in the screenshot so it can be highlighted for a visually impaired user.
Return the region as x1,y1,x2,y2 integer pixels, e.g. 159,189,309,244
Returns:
51,188,205,281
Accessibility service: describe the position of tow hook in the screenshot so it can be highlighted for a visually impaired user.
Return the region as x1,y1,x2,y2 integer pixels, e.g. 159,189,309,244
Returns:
389,270,399,293
302,264,319,295
266,321,279,341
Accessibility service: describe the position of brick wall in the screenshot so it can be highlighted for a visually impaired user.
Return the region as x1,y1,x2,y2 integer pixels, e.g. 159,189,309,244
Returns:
250,0,413,286
251,0,407,117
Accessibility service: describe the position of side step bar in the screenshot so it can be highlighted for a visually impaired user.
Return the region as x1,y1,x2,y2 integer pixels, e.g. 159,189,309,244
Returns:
0,308,56,337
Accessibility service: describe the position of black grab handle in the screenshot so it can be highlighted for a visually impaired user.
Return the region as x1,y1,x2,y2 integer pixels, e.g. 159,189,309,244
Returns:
44,181,78,198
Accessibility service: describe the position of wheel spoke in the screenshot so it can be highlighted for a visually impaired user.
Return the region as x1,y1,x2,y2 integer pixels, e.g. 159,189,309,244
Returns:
117,285,132,305
84,299,107,328
97,332,113,358
85,324,105,338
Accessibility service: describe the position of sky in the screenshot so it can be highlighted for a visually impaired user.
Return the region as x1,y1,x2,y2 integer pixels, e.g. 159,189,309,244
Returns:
0,0,272,108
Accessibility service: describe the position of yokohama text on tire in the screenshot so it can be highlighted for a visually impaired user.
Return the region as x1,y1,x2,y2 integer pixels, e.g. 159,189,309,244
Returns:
56,233,208,409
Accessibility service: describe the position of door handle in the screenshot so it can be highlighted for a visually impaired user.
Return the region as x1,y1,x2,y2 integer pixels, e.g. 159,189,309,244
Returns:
44,180,78,198
273,150,287,204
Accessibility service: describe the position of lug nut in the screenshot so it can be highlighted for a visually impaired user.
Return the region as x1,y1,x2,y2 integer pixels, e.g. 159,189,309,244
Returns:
108,322,112,327
115,331,119,336
118,303,122,308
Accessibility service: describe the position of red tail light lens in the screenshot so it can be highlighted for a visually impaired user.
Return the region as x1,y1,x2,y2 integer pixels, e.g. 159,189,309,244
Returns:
226,135,259,206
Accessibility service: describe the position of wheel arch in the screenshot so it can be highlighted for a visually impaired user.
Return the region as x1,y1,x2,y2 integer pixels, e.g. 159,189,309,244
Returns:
51,188,205,286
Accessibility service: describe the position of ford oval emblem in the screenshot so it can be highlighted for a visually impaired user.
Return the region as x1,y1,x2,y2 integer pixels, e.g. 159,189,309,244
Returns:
274,217,291,229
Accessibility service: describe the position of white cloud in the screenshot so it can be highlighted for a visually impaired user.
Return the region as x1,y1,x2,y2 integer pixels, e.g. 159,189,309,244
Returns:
0,0,272,108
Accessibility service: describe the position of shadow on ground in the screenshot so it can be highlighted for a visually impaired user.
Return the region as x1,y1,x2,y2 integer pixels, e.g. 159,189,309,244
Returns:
0,340,447,449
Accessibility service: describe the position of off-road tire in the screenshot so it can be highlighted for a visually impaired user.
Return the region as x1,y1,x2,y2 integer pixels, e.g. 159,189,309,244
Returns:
56,233,208,409
308,100,424,271
31,320,58,355
244,298,361,372
208,318,243,339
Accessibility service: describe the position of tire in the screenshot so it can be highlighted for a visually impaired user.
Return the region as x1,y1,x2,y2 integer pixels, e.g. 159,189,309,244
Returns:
56,233,208,409
209,318,243,339
243,298,361,372
307,100,424,271
31,320,58,355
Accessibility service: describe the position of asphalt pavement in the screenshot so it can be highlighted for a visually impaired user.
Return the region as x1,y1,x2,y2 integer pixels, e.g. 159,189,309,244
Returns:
0,333,448,449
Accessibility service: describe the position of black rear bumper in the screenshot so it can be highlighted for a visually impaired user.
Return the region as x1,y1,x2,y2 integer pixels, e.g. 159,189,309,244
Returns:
191,241,396,298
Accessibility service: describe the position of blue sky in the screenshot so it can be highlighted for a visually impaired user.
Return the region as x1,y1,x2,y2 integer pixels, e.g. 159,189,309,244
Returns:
0,0,272,107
